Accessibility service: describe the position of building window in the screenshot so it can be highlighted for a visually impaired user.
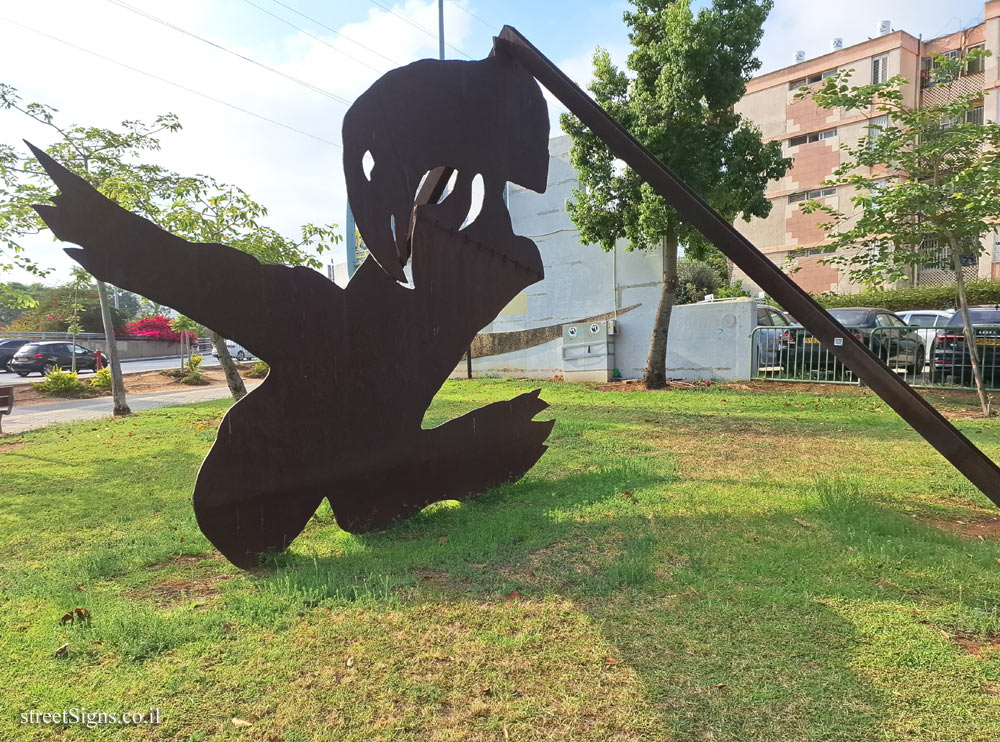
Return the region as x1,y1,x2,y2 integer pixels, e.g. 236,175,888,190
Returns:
942,106,984,129
789,128,837,147
788,187,837,203
789,69,837,89
966,43,986,74
866,114,890,147
921,51,960,88
872,54,888,84
920,57,933,88
940,113,960,129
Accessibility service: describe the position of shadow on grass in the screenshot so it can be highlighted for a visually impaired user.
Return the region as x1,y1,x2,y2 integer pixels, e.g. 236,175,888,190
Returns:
7,386,1000,740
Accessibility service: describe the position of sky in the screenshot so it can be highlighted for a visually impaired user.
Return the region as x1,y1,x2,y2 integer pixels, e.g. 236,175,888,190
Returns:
0,0,991,285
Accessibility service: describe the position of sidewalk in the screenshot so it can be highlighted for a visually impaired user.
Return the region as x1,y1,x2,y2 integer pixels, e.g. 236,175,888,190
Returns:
3,381,261,435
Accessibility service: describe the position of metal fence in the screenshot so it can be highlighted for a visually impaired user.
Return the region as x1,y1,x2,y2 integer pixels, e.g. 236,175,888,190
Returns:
0,331,107,341
751,325,1000,391
0,331,211,353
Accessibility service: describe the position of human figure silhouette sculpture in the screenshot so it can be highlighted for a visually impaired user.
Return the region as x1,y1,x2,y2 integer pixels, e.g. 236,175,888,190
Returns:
29,54,554,568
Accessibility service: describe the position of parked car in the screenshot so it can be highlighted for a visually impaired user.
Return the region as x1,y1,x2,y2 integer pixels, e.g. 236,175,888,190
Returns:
931,305,1000,386
787,307,925,377
9,341,102,376
753,304,794,367
0,339,30,372
211,339,254,362
898,309,954,365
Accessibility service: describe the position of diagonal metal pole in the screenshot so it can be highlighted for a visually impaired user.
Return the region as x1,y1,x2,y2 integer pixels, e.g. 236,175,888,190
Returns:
492,25,1000,508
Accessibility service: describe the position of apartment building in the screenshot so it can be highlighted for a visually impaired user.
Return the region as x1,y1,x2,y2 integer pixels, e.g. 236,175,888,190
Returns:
733,1,1000,295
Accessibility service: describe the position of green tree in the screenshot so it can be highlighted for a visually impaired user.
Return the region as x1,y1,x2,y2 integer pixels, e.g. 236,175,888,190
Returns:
0,281,49,326
158,175,339,400
4,280,124,333
561,0,790,387
674,258,721,305
0,84,185,415
65,267,88,372
1,84,338,404
801,47,1000,414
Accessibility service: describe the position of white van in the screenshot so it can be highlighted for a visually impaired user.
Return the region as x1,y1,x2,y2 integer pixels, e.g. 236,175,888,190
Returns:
211,339,254,362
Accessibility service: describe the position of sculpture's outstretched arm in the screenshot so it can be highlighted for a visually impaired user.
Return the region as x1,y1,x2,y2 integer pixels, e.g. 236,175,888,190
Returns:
27,142,322,359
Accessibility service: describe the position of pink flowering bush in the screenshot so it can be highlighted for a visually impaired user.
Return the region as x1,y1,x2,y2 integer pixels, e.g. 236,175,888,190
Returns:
124,315,196,343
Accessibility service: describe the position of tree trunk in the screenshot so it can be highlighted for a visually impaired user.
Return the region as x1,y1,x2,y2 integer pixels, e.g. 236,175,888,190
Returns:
212,331,247,401
947,234,990,415
642,225,679,389
96,279,131,416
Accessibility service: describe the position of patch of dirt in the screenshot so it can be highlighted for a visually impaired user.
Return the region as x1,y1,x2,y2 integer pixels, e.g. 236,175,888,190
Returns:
0,440,25,452
150,553,229,570
950,629,1000,656
594,379,711,393
736,380,874,396
411,568,450,583
937,409,998,421
919,514,1000,541
132,552,233,607
11,368,244,407
147,574,229,606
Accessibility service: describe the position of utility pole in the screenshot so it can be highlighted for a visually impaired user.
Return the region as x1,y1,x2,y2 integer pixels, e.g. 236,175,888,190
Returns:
438,0,445,60
437,0,473,379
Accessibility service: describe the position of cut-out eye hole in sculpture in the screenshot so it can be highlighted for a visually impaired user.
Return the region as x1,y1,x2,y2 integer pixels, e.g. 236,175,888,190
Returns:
30,26,1000,570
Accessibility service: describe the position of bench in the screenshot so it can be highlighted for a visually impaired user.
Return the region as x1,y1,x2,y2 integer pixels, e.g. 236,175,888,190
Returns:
0,385,12,434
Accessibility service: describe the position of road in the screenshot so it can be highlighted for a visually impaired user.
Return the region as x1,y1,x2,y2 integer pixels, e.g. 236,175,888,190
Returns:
2,380,261,434
0,354,226,386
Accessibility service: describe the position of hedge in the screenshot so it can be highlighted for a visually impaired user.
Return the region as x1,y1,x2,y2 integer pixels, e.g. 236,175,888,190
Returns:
806,281,1000,313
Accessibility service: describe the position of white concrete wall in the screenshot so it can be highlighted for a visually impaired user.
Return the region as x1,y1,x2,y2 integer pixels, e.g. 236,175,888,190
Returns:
664,299,756,381
465,135,664,380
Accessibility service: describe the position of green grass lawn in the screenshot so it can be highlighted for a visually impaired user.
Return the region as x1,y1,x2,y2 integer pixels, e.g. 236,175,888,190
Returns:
2,379,1000,741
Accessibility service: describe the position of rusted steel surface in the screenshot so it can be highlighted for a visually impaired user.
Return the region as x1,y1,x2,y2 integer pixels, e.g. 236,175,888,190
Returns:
493,25,1000,508
27,53,555,568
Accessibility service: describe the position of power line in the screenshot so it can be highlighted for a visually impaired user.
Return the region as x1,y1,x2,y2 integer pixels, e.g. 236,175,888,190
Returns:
0,17,343,149
445,0,496,32
239,0,390,74
365,0,473,59
265,0,402,68
104,0,352,106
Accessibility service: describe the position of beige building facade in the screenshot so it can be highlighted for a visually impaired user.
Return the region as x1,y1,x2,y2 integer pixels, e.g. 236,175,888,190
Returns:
733,1,1000,295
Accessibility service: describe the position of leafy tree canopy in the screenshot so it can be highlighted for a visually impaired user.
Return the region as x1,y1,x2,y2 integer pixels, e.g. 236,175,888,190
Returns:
560,0,790,256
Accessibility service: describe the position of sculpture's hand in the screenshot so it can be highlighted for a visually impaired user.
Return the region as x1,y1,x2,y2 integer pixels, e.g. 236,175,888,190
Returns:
27,141,133,256
27,141,328,360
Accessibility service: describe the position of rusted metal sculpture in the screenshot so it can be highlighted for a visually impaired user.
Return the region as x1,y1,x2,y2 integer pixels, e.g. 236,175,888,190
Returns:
28,53,555,568
29,26,1000,570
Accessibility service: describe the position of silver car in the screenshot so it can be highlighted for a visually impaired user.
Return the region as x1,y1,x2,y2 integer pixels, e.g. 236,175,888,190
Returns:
898,309,954,365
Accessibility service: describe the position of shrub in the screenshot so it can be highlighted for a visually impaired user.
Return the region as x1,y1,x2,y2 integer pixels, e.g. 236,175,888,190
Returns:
33,368,94,397
181,354,207,385
90,366,112,391
244,360,270,379
123,315,196,343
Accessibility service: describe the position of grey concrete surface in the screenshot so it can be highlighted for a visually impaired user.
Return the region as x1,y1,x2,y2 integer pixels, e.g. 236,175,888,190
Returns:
2,380,261,435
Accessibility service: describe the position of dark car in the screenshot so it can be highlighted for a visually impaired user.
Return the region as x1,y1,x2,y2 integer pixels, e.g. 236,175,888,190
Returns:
786,307,925,377
10,341,102,377
931,306,1000,386
0,339,30,372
